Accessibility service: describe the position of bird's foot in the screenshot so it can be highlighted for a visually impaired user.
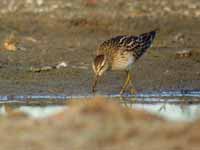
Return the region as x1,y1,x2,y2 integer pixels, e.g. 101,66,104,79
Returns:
120,88,137,96
92,87,96,93
130,88,137,95
119,88,125,95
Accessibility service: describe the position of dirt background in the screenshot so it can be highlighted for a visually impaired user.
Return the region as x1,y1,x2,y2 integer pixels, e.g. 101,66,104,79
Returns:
0,0,199,95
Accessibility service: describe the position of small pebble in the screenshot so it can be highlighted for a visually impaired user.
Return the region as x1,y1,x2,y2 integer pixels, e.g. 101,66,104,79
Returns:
173,33,185,43
175,50,192,58
56,62,68,69
30,66,53,72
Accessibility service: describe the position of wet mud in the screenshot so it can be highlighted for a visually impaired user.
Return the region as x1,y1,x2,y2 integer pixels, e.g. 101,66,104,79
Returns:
0,1,199,96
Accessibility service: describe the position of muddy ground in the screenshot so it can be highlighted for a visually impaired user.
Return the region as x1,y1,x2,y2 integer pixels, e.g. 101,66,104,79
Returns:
0,0,199,95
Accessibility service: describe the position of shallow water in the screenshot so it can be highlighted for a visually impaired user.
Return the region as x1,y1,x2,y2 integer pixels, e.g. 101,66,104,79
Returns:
128,103,200,121
0,90,200,104
1,101,200,122
0,90,200,121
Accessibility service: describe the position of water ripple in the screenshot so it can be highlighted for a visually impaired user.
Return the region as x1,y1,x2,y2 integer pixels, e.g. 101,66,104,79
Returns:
0,90,199,104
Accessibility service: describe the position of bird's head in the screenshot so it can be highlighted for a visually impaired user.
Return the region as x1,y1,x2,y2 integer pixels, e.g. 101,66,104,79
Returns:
92,54,109,76
92,54,109,92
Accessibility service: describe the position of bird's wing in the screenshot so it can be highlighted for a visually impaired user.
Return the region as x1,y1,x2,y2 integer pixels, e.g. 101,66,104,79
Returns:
97,29,157,58
118,30,157,59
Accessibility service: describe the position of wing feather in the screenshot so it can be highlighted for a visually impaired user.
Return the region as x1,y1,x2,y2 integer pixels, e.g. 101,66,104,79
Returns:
97,29,157,59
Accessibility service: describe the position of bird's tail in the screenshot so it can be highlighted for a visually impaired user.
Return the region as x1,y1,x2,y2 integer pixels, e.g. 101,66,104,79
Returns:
134,29,158,59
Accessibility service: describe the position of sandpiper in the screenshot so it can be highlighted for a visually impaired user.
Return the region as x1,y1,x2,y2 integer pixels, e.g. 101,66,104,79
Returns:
92,29,158,94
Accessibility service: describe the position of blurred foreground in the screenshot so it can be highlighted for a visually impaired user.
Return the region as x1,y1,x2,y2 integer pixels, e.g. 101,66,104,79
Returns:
1,97,200,150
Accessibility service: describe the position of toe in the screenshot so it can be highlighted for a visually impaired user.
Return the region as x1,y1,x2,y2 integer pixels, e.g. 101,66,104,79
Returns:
130,88,137,94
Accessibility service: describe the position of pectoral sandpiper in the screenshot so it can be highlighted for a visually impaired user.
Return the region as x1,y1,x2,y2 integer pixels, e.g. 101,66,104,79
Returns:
92,29,158,94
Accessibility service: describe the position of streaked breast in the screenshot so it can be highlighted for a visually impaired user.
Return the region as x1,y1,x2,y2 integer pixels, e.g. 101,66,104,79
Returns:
111,51,135,70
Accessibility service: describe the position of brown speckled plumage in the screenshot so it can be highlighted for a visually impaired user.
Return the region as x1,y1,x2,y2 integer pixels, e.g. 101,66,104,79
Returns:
92,29,158,94
97,29,157,64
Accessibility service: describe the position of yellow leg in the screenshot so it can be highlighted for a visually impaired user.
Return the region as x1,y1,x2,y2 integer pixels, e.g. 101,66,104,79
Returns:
128,73,137,94
120,71,137,95
120,71,131,95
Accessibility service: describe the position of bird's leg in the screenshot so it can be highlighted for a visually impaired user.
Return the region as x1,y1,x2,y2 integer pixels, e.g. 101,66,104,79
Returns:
120,71,131,95
128,72,137,94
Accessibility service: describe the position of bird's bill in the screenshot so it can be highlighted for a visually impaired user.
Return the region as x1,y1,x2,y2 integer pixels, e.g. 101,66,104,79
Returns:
92,75,98,93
